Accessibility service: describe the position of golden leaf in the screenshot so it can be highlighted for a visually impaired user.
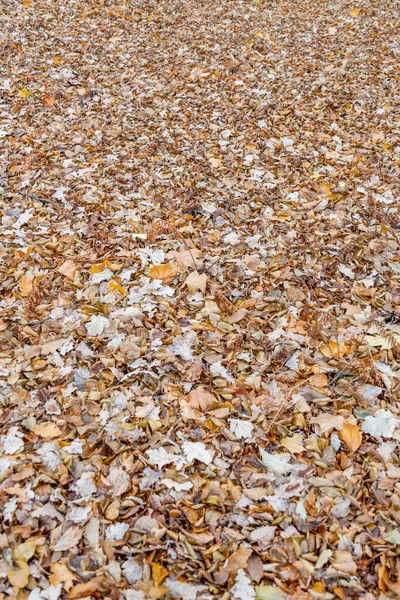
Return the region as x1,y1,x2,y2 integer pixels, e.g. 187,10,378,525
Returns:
90,259,122,273
149,263,176,280
151,563,169,586
281,433,305,454
8,561,30,588
339,423,362,452
12,540,37,563
32,422,62,439
19,275,33,297
58,259,77,280
17,87,32,98
349,8,361,17
108,279,127,295
50,562,76,591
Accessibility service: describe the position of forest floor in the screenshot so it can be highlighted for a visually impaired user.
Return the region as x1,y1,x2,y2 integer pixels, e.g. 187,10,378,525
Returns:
1,0,400,598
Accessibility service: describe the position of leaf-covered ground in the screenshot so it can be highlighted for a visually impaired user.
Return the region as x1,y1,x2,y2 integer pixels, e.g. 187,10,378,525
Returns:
1,0,400,598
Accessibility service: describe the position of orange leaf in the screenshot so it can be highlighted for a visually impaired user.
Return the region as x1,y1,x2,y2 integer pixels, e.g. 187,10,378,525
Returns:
339,423,362,453
349,8,361,17
19,275,33,297
151,563,168,586
42,95,55,108
149,263,176,280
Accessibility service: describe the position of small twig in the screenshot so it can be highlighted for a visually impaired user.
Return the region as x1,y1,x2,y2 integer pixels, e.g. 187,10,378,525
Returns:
18,191,52,204
265,381,304,437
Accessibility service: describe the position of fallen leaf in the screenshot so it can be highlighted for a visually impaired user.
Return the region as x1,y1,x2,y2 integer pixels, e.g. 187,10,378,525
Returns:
50,562,76,591
149,263,176,280
42,95,55,107
8,561,30,588
32,422,62,439
331,551,357,575
17,87,32,98
339,423,362,452
187,386,216,411
151,563,169,586
19,275,33,296
185,270,208,293
58,259,77,280
52,526,82,552
280,433,305,454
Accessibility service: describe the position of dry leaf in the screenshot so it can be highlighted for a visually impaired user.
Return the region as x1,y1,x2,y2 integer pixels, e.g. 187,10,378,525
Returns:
151,563,169,586
187,386,216,411
185,270,208,294
17,87,32,98
42,95,55,107
58,259,77,280
50,562,76,591
32,423,62,439
149,263,176,280
19,275,33,296
280,433,305,454
52,526,82,552
339,423,362,452
8,561,30,588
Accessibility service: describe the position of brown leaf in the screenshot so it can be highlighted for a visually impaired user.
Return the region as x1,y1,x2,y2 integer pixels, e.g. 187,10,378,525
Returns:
225,545,252,575
339,423,362,453
331,551,357,575
247,554,264,582
187,386,216,411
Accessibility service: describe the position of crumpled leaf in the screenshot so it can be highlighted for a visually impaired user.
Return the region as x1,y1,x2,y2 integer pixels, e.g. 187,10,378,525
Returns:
52,527,83,552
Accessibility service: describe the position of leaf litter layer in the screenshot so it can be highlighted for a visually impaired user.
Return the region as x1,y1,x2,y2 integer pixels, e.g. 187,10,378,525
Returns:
1,0,400,598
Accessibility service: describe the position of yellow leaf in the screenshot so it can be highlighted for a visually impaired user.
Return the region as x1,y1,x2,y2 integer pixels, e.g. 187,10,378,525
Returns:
339,423,362,453
108,279,127,295
19,275,33,297
17,87,32,98
320,340,351,359
58,259,77,280
12,540,37,563
151,563,169,586
90,260,122,273
32,423,62,439
8,561,30,588
149,263,176,280
349,8,361,17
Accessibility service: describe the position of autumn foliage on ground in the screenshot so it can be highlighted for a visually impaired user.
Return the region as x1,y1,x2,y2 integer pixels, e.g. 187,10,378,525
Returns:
1,0,400,598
